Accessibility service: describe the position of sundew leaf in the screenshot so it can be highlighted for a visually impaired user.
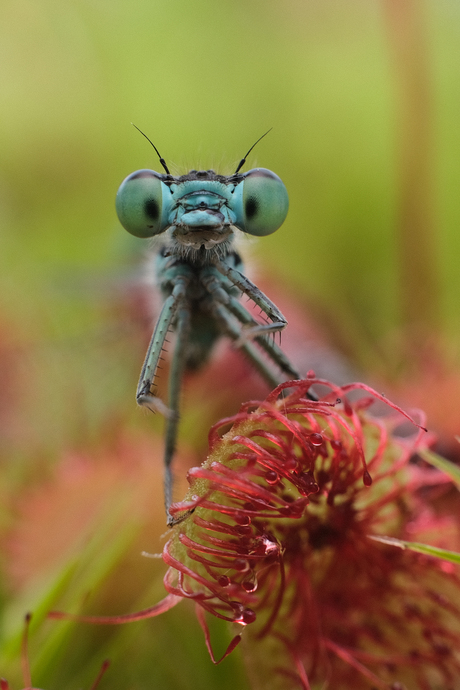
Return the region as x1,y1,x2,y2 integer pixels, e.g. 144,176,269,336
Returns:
369,535,460,565
418,448,460,488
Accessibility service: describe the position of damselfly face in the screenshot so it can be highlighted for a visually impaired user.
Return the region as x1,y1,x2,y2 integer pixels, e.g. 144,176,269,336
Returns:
116,167,289,261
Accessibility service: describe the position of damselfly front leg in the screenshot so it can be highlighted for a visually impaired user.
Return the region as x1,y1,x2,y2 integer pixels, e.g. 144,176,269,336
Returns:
136,260,196,521
136,272,190,416
200,262,300,381
116,129,313,523
211,256,289,342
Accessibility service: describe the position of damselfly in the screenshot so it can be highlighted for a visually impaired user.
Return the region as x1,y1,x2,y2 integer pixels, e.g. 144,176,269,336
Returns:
116,130,309,524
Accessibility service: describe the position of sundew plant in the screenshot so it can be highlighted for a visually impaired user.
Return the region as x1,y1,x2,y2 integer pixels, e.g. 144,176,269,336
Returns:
51,377,460,688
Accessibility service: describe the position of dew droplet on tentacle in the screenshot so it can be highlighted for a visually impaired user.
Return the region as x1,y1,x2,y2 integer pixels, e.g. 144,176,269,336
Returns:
234,513,251,526
297,470,319,495
238,608,256,625
242,579,258,593
309,432,323,446
265,469,280,485
362,470,372,486
234,558,250,572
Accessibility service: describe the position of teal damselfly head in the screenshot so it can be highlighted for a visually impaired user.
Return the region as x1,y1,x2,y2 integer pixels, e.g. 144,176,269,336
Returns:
115,130,312,524
115,166,289,242
116,127,288,262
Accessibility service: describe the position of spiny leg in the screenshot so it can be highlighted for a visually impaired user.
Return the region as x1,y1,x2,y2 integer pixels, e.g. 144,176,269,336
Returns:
135,274,193,521
211,257,288,339
201,268,300,379
209,301,283,390
164,302,191,523
225,296,300,378
136,277,188,415
203,269,317,400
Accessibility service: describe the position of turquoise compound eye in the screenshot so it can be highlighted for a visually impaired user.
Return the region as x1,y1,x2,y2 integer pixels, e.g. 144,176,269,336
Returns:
237,168,289,236
116,169,166,238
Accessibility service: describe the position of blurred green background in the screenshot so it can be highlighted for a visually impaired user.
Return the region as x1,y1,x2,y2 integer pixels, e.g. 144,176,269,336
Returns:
1,0,460,688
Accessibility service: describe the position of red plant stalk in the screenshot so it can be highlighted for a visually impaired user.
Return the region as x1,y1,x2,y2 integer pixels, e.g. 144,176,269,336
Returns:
1,613,110,690
52,375,460,689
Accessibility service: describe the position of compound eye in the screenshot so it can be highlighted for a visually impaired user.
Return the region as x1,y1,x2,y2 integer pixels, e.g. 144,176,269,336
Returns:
239,168,289,236
116,169,165,238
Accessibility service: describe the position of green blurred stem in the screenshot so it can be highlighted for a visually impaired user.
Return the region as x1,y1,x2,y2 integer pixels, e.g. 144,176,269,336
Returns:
418,447,460,488
369,534,460,564
384,0,440,342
